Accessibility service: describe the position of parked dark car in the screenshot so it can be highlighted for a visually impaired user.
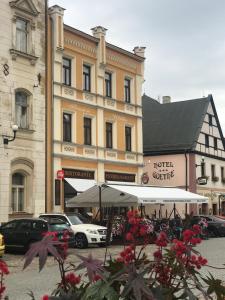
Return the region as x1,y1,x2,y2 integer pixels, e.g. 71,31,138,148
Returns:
191,215,225,237
0,218,75,252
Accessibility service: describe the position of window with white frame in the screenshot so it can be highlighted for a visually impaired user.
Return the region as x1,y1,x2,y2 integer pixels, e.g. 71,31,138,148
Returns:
15,91,29,129
16,18,28,53
12,173,25,212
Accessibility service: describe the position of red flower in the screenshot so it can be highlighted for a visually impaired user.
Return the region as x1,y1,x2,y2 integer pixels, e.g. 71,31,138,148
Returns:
155,232,168,247
42,295,49,300
126,232,134,241
93,274,102,282
183,229,194,242
139,226,147,236
153,249,162,260
0,260,9,275
193,224,201,234
65,272,81,285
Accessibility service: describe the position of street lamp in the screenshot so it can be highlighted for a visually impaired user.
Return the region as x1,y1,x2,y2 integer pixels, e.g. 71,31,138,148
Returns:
3,124,18,145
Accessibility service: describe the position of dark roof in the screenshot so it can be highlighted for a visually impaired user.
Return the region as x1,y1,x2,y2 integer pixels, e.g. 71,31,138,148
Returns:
142,94,210,155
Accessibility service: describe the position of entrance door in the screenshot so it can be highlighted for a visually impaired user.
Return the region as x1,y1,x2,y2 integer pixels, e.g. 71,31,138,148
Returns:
212,203,217,215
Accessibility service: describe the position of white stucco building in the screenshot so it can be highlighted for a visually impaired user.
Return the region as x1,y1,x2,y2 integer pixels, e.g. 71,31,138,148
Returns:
0,0,46,223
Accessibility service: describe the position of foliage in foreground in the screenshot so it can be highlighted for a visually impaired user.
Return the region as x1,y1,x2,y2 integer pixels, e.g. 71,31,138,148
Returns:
1,211,225,300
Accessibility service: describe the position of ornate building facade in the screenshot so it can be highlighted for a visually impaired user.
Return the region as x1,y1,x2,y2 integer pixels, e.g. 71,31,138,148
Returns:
47,5,145,212
0,0,46,223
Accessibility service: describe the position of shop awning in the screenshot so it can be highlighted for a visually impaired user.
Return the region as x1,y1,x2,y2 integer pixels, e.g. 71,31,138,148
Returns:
64,178,96,193
66,183,208,207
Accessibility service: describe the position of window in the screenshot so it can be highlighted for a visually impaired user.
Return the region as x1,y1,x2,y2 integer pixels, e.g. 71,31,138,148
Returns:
83,65,91,92
211,164,216,178
208,114,212,126
84,117,92,145
16,19,28,53
106,122,113,148
214,137,217,150
105,72,112,98
124,78,131,103
63,113,72,142
12,173,25,212
15,91,28,129
63,58,71,86
205,134,209,148
125,126,132,152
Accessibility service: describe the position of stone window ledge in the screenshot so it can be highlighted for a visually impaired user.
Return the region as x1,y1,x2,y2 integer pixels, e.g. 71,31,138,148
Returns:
18,128,35,134
10,49,38,65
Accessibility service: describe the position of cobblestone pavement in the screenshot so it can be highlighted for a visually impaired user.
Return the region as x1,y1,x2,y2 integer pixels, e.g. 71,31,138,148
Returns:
3,237,225,300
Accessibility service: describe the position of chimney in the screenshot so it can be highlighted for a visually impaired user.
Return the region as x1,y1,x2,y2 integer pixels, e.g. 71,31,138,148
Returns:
162,96,171,104
91,26,107,39
91,26,107,67
133,46,146,58
48,5,65,50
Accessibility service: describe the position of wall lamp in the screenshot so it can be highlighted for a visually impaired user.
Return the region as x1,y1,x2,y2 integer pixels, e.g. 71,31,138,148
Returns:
3,124,18,145
195,156,205,168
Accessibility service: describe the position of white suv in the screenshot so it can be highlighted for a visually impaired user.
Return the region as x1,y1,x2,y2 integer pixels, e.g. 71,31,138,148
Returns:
39,213,108,248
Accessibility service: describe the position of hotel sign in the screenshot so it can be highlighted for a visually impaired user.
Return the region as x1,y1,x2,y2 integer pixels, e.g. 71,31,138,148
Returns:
152,161,175,180
105,172,135,182
63,168,95,179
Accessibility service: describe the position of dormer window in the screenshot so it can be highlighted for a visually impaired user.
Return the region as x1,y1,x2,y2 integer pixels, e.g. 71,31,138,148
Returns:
16,19,28,53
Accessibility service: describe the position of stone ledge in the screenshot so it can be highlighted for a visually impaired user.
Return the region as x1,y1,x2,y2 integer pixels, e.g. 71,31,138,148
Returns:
9,49,38,65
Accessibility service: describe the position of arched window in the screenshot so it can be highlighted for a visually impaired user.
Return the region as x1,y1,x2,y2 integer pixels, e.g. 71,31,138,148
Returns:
15,91,29,129
12,173,25,212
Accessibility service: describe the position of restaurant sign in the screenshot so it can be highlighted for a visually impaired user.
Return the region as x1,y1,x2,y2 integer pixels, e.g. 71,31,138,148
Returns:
105,172,135,182
152,161,175,180
63,168,95,179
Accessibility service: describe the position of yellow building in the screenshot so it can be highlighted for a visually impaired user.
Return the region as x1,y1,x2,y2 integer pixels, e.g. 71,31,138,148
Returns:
47,5,145,212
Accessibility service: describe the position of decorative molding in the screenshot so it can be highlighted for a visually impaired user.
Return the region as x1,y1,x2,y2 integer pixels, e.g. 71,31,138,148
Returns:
63,145,75,152
125,104,134,112
9,49,38,65
84,148,96,156
64,87,74,96
106,53,137,70
126,153,136,160
9,0,39,17
105,98,115,107
106,151,117,158
84,93,94,102
64,38,96,55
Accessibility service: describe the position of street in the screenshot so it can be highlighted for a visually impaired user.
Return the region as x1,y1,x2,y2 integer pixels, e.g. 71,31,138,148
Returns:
3,238,225,300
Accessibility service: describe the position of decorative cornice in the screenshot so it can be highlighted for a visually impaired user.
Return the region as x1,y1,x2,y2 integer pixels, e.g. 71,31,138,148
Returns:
9,0,39,17
64,38,96,55
53,152,143,167
9,49,38,65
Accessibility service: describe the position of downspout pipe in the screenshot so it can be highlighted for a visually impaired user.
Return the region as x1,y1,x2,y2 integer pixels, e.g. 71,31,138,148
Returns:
185,151,188,215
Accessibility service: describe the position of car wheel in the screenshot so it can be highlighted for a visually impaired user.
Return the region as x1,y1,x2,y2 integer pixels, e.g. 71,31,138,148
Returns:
75,233,88,249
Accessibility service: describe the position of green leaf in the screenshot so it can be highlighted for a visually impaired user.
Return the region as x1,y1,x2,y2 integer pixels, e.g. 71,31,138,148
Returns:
82,280,119,300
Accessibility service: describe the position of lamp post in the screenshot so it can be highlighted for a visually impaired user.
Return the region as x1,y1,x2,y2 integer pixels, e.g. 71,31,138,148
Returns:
3,124,18,145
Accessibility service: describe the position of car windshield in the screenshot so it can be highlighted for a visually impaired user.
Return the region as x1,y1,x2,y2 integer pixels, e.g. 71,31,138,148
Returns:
67,214,88,225
49,223,69,231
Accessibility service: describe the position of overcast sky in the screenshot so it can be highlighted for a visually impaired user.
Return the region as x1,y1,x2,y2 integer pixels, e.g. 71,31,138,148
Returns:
49,0,225,134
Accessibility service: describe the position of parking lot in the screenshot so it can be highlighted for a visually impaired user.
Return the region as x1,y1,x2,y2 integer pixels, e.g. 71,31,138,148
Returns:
2,237,225,300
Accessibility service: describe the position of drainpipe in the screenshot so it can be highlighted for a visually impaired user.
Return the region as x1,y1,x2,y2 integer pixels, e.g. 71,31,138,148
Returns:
44,0,48,212
185,151,188,214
